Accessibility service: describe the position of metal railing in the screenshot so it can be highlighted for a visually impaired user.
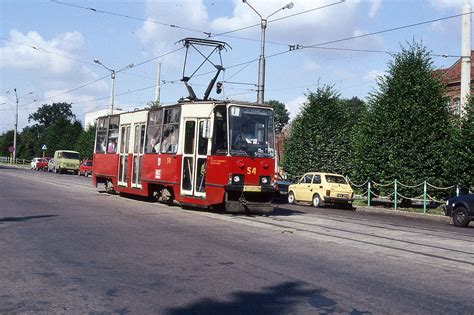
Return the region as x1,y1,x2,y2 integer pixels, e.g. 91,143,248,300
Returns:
346,177,467,213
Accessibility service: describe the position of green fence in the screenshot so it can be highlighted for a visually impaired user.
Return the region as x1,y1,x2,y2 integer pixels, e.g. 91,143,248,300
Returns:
347,177,461,213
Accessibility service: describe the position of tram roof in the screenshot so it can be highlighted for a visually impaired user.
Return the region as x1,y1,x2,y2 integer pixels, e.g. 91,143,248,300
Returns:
96,100,272,119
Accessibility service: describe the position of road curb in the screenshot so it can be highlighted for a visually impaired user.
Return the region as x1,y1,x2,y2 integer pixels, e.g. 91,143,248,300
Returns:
354,205,451,223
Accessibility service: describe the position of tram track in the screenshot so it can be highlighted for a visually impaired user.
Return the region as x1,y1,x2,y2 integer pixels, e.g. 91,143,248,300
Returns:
227,215,474,270
278,207,474,242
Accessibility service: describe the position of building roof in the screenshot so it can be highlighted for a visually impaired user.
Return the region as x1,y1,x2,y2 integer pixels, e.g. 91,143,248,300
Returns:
434,50,474,84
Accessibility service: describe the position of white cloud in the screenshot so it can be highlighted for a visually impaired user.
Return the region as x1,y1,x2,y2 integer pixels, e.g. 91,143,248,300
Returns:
285,95,307,118
0,28,123,133
211,0,362,45
136,0,209,54
0,30,85,75
368,0,381,18
429,0,465,10
136,0,383,57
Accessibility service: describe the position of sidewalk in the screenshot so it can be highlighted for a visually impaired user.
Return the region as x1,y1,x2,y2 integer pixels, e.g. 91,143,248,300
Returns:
354,205,450,224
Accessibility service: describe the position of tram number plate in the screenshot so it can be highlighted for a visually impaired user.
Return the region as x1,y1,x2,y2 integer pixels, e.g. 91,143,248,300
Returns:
243,186,261,192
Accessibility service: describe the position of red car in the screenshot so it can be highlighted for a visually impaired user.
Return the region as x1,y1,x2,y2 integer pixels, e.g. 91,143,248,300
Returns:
78,160,93,177
34,158,48,171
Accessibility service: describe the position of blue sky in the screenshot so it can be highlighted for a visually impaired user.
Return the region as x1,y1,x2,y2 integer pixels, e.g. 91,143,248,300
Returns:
0,0,470,133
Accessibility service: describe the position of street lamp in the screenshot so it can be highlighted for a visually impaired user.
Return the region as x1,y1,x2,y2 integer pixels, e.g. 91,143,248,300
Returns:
13,89,33,163
242,0,294,104
93,59,134,114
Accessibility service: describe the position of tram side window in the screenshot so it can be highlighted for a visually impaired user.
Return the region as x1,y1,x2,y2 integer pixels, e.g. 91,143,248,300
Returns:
107,116,119,153
211,106,227,155
96,117,108,153
145,110,163,153
161,107,180,154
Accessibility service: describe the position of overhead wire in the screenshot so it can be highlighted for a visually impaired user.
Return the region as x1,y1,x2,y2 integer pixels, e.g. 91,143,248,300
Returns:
20,74,110,108
216,10,471,85
0,37,97,67
211,0,345,38
50,0,212,36
4,4,469,112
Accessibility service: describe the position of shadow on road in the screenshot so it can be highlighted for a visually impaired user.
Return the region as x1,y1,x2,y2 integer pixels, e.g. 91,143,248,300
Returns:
0,214,58,224
165,281,371,315
271,207,306,216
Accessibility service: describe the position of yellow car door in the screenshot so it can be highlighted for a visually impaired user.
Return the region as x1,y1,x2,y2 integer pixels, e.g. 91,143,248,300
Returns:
311,174,324,199
291,175,304,201
299,173,314,202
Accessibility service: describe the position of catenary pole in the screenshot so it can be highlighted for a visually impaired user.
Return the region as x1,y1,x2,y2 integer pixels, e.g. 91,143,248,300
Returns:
460,0,471,116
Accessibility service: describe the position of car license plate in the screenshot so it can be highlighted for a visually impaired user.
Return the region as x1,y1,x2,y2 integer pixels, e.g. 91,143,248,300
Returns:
337,194,348,198
243,186,261,192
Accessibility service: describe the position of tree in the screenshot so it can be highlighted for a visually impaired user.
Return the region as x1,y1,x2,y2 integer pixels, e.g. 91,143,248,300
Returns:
0,130,14,156
28,102,83,157
449,98,474,189
28,102,76,128
340,97,367,128
16,126,41,160
266,100,290,134
460,98,474,188
42,117,82,155
350,41,453,188
282,86,351,178
75,125,96,160
146,100,160,108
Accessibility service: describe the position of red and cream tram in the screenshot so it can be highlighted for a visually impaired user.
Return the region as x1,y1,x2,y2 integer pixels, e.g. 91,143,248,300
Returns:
92,100,276,213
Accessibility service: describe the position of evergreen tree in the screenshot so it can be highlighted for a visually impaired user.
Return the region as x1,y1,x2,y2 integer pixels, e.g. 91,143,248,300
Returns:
340,97,367,128
282,86,350,178
350,41,452,188
450,98,474,189
266,100,290,134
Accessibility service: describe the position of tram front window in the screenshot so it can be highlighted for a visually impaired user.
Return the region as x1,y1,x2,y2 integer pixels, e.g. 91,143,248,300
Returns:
229,106,274,157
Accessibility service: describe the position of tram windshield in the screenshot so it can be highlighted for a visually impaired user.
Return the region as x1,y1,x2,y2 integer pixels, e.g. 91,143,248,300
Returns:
229,106,274,157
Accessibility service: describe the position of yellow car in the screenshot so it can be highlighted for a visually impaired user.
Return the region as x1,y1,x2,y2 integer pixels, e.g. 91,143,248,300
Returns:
288,172,354,208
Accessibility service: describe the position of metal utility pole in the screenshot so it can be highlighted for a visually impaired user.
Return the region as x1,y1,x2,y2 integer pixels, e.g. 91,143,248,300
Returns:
109,70,116,114
155,62,161,105
13,88,18,164
460,0,471,117
94,59,134,114
242,0,294,104
12,89,33,163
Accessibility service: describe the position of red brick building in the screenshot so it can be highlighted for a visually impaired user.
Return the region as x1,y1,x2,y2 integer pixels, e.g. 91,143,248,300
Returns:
435,50,474,114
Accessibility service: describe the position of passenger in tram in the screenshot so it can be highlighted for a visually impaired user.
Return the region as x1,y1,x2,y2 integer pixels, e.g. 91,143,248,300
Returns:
162,128,177,153
107,139,117,153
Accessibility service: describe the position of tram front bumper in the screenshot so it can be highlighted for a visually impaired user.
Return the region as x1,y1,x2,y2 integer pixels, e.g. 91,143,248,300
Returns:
224,185,275,214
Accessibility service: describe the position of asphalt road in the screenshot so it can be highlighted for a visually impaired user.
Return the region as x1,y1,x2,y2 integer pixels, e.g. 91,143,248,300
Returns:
1,165,473,314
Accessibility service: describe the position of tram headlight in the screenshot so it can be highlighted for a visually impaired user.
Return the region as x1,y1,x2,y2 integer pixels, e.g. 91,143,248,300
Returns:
260,176,271,186
229,174,244,185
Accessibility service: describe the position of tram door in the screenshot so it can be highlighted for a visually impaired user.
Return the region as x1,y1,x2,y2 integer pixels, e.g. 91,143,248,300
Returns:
118,124,131,187
181,119,208,197
131,123,145,188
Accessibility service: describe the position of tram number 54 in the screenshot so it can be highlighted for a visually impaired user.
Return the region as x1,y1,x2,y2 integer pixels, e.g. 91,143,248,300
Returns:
247,167,256,175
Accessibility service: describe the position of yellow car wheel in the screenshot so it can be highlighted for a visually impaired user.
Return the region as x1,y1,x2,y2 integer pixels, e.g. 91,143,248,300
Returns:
312,194,322,208
288,192,296,204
